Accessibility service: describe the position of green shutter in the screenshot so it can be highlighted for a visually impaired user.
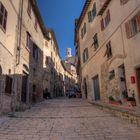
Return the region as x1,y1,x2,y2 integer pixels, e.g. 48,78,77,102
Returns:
88,11,92,22
92,3,96,19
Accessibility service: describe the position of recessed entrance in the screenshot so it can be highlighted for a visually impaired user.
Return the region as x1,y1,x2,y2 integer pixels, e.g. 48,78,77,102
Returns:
93,75,100,100
118,64,127,99
21,71,28,103
83,78,88,99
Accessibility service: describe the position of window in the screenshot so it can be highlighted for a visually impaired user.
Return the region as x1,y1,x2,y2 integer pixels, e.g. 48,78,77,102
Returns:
93,33,99,50
81,23,86,39
83,48,88,63
104,41,112,59
27,0,31,17
33,43,38,61
33,68,36,76
0,2,7,32
5,76,12,94
131,17,138,35
120,0,129,5
88,11,92,22
45,56,49,66
83,23,86,34
109,70,115,80
33,84,36,93
88,3,96,23
92,3,96,18
101,10,111,31
26,32,31,49
34,18,38,31
125,10,140,38
81,29,83,38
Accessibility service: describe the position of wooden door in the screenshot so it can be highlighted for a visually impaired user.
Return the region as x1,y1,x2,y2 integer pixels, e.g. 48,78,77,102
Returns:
93,75,100,100
136,68,140,103
21,72,28,103
84,78,88,99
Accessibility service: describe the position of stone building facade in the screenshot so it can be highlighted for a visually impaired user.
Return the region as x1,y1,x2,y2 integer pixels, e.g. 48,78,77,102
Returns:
0,0,19,112
0,0,47,113
0,0,78,113
75,0,140,106
43,29,77,98
16,0,46,105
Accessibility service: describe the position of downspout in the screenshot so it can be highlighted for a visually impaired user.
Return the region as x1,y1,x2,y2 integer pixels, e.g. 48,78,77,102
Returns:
16,0,23,65
11,0,23,116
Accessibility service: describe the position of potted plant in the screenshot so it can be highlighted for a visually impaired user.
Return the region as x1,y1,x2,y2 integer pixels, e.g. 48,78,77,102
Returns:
127,97,136,107
109,96,122,105
122,90,128,102
109,96,115,104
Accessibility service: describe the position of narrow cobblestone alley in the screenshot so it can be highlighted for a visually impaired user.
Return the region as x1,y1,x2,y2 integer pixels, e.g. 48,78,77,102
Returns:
0,98,140,140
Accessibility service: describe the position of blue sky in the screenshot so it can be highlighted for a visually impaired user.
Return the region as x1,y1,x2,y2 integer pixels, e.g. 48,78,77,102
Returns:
37,0,85,59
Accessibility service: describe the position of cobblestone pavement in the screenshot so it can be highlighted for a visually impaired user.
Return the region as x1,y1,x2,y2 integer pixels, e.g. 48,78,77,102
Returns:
0,98,140,140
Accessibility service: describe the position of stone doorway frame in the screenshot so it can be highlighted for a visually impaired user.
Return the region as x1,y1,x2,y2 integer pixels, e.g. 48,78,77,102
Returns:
118,64,127,100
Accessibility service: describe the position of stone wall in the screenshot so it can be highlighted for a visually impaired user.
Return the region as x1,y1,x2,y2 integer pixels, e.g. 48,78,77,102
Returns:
90,101,140,127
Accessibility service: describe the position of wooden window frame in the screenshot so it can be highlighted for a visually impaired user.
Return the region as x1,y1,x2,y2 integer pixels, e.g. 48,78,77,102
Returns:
120,0,129,5
125,10,140,39
0,2,7,32
83,48,89,63
33,43,39,62
104,41,112,59
27,0,31,18
101,10,111,31
93,33,99,50
34,18,38,31
26,32,31,50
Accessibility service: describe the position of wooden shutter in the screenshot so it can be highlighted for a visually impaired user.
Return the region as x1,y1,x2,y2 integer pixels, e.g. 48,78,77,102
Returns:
92,3,96,17
88,11,92,22
125,21,132,39
107,10,111,23
86,48,89,60
83,51,85,63
81,28,83,38
136,10,140,31
120,0,129,5
101,19,104,31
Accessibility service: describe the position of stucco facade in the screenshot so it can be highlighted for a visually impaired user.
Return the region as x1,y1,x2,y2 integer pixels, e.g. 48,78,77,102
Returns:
43,29,77,98
0,0,46,113
0,0,19,112
75,0,140,106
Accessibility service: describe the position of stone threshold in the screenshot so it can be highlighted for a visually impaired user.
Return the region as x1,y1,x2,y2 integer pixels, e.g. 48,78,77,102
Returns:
89,101,140,127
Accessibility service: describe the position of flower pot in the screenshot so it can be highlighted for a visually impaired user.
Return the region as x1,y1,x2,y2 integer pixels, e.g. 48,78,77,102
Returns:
127,101,136,107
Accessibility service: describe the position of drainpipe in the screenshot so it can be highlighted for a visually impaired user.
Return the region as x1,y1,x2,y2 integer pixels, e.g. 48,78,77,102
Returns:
16,0,23,66
10,0,23,117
